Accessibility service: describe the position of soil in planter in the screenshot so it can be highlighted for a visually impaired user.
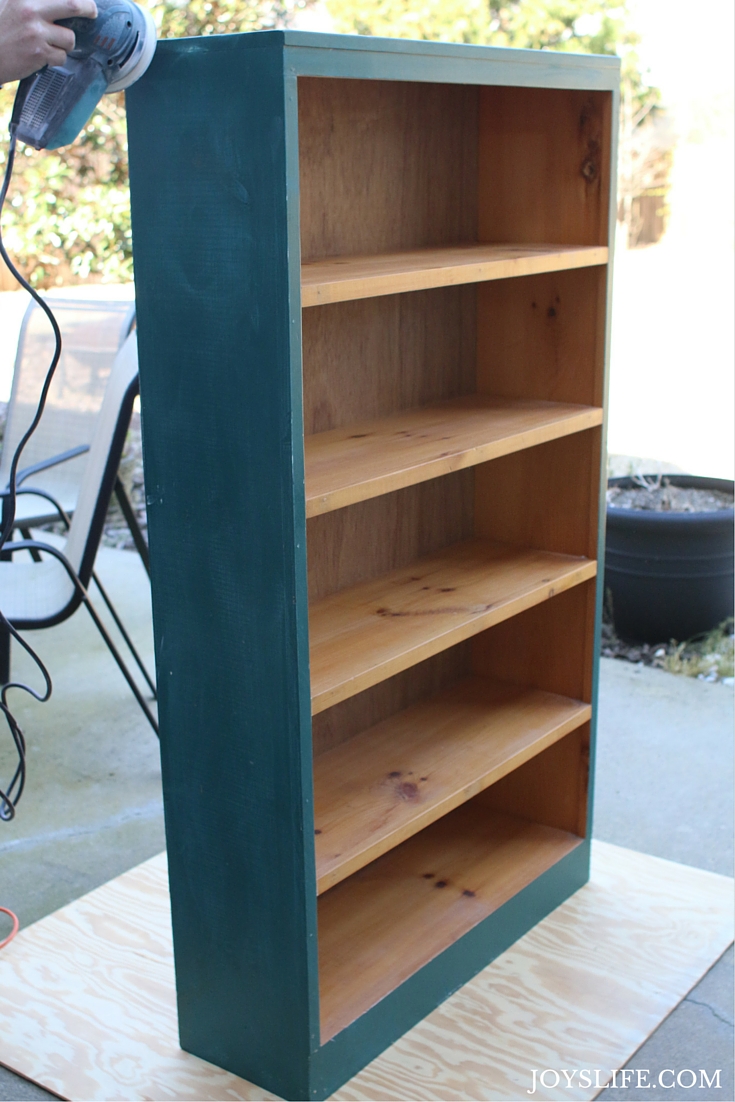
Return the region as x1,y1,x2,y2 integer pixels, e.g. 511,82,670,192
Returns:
607,478,734,513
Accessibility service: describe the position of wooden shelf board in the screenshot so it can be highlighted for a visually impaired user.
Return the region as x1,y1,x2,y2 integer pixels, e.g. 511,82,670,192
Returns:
318,804,582,1042
305,396,603,518
309,539,596,715
301,243,609,307
314,677,590,894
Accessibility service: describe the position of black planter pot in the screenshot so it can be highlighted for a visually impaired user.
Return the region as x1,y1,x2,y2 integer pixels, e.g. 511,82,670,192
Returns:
605,475,734,643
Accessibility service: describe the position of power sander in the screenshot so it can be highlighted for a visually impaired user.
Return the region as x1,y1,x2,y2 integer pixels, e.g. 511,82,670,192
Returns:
11,0,156,149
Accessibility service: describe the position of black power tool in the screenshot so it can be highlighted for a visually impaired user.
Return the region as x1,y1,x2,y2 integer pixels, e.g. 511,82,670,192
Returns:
12,0,156,149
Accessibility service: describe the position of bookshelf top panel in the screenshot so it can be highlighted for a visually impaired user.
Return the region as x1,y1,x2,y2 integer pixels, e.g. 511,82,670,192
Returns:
151,32,620,94
167,30,620,91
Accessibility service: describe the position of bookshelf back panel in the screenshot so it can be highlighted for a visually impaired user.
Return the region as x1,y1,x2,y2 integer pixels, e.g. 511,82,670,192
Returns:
301,286,476,434
478,86,612,247
298,78,478,261
474,429,602,560
471,580,597,703
480,723,590,837
476,266,607,407
307,470,474,601
312,642,471,757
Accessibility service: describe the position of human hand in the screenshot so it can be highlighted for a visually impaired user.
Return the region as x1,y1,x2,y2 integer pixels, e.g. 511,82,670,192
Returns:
0,0,98,85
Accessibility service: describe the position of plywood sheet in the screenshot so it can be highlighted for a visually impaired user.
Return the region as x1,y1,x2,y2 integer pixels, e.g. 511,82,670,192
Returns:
339,843,733,1101
0,843,731,1101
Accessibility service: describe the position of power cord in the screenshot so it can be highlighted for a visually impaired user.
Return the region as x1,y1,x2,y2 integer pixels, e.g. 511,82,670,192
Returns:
0,120,64,822
0,905,19,948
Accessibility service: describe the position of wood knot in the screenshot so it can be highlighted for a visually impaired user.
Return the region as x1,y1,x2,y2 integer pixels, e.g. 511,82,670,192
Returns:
581,157,598,183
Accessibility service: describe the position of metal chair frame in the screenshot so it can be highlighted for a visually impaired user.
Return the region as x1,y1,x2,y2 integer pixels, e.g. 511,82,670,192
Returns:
0,296,150,682
0,295,136,527
0,348,157,734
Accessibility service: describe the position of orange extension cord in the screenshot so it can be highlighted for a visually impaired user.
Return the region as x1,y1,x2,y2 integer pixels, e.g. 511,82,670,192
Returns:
0,906,19,948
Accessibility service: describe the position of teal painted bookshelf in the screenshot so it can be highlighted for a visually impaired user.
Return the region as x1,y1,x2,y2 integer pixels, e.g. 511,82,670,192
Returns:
126,31,619,1100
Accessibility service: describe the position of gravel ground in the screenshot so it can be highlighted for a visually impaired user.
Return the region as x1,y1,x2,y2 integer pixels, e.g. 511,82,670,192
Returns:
601,613,734,684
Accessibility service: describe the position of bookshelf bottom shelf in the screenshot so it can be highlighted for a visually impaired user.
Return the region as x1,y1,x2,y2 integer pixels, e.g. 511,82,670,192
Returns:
318,800,582,1042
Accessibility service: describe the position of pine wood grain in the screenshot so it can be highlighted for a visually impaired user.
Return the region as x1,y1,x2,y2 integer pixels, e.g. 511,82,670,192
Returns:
301,244,608,307
309,539,597,714
476,266,608,408
474,429,602,560
318,805,582,1042
298,78,477,262
314,677,590,893
302,287,476,435
482,724,590,839
478,87,612,248
472,580,598,704
307,472,473,603
336,843,734,1101
312,644,471,757
305,396,603,517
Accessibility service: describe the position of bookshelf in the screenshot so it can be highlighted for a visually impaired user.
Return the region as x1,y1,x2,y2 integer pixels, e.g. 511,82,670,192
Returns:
128,31,618,1101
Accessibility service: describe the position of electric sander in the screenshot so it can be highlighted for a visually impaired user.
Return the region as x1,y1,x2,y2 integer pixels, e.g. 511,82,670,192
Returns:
11,0,156,150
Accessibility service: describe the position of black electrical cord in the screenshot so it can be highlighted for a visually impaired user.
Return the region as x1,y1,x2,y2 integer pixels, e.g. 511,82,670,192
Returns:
0,123,64,821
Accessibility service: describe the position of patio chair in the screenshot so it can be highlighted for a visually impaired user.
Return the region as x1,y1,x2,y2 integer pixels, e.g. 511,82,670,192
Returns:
1,292,136,531
1,293,150,565
0,332,158,733
0,292,151,680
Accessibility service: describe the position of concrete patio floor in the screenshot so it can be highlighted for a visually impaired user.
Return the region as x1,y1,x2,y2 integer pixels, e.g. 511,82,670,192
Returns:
0,545,732,1101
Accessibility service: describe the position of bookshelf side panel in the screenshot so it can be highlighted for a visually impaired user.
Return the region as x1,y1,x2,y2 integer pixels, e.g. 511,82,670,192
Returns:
127,37,317,1098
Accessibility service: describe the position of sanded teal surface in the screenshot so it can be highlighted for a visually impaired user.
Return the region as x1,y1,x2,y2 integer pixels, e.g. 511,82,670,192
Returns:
127,30,618,1100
